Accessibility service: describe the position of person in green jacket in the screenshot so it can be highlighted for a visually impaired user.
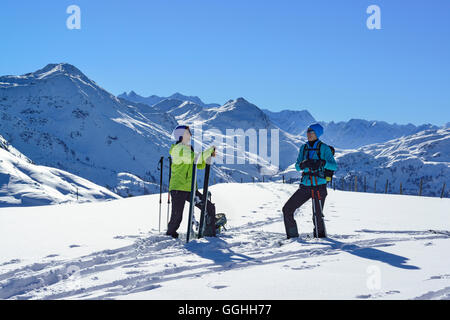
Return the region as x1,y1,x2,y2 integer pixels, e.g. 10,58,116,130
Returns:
282,123,337,239
166,125,216,239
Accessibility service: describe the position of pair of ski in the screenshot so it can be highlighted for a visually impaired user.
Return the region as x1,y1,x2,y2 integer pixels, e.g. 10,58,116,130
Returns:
186,152,215,243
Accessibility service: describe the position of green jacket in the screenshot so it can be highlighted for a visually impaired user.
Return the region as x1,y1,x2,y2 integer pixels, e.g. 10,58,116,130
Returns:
169,143,215,192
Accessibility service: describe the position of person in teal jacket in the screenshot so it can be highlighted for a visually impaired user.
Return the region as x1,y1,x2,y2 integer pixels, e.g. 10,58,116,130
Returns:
282,123,337,238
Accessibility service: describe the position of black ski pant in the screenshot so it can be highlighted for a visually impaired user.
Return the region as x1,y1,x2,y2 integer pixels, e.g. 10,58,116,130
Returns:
282,184,327,238
167,190,216,237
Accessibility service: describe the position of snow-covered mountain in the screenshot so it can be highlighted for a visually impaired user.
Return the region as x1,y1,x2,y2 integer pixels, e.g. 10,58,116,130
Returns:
0,134,120,207
128,91,441,151
262,109,316,136
118,88,449,197
117,91,165,107
119,91,220,109
0,63,178,197
262,110,440,149
154,97,303,181
1,63,447,200
0,64,301,195
340,128,450,197
122,94,304,182
319,120,440,150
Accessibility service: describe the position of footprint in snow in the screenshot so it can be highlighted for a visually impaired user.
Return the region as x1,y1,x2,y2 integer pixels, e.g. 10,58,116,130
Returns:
428,274,450,280
113,235,140,240
208,282,228,290
126,271,141,275
212,285,228,290
289,263,320,270
356,290,400,299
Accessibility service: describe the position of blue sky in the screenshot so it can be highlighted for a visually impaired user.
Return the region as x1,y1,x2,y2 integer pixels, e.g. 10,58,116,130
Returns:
1,0,449,126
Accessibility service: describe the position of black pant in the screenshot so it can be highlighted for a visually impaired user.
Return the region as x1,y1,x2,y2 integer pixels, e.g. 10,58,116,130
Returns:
282,184,327,238
167,190,216,237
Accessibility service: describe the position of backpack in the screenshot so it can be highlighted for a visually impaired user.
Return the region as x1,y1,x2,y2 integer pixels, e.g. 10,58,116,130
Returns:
302,141,336,183
215,213,227,234
302,141,335,160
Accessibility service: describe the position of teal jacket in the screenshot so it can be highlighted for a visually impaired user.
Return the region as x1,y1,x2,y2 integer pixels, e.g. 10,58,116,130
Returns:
295,141,338,186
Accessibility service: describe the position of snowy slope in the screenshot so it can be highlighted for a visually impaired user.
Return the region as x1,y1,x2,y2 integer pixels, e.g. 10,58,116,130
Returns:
342,128,450,197
0,182,449,300
0,134,120,207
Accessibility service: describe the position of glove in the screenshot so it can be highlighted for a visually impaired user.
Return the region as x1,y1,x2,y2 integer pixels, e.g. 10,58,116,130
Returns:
299,159,313,170
309,160,322,171
319,159,326,168
300,159,327,170
324,169,334,181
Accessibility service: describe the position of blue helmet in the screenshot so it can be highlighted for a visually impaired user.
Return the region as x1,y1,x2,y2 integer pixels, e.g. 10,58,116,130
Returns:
307,123,324,138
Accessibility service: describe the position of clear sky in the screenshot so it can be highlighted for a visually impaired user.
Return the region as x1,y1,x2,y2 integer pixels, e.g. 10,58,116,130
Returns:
1,0,449,126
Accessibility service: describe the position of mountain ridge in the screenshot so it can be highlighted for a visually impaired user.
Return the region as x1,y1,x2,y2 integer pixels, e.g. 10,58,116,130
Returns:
1,63,448,199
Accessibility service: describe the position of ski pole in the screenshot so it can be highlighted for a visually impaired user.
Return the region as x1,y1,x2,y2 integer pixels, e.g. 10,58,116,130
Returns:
158,156,164,233
167,156,172,229
316,189,327,237
310,175,319,238
314,175,327,238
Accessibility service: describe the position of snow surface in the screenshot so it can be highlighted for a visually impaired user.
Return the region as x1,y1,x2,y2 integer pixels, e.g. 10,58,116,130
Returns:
0,182,449,300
